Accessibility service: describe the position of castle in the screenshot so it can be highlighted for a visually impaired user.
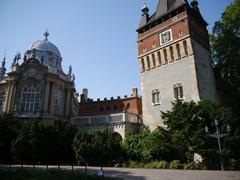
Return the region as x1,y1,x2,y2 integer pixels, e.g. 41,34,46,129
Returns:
0,0,218,138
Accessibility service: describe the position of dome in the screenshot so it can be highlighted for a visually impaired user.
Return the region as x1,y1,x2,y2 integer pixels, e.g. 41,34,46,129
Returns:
28,31,61,57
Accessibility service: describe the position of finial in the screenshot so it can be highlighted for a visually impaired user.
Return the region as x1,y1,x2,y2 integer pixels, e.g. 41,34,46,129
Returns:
44,29,49,40
141,3,149,14
191,0,199,8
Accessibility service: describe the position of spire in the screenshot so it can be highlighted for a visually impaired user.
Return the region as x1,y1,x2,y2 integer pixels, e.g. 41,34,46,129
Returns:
191,0,199,9
0,51,6,80
141,3,149,14
155,0,187,18
44,29,49,40
139,3,150,28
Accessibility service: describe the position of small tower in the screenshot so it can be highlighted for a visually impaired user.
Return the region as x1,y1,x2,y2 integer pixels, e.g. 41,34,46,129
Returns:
0,55,6,80
137,0,218,130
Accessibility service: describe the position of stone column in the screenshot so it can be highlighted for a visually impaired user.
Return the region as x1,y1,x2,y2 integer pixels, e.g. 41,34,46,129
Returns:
173,44,180,61
44,81,50,113
149,54,154,69
154,51,160,67
166,47,173,63
179,40,187,58
186,38,193,55
160,49,166,65
65,90,70,116
138,58,144,72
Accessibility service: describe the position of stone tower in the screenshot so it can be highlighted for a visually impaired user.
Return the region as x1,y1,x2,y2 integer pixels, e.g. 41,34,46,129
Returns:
137,0,218,130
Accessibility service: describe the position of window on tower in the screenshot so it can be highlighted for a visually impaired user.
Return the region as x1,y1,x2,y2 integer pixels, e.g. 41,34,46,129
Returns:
173,83,184,100
20,84,40,112
54,88,63,115
152,89,160,105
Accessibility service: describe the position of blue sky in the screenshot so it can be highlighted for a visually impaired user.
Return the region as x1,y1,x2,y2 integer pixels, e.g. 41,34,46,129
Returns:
0,0,234,100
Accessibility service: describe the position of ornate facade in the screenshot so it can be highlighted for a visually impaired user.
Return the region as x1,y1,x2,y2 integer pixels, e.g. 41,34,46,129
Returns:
137,0,218,130
0,32,78,119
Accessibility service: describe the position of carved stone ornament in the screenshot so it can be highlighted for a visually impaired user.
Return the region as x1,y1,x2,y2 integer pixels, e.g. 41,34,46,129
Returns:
22,68,42,80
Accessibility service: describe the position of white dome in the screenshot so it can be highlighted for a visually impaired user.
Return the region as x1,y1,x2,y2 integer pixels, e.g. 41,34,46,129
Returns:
29,39,61,57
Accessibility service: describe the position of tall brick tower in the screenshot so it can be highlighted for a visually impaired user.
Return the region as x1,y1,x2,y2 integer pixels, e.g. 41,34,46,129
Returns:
137,0,218,130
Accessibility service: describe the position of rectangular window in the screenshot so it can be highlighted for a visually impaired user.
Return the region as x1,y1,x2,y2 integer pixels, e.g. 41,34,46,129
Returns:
152,90,160,105
174,83,184,100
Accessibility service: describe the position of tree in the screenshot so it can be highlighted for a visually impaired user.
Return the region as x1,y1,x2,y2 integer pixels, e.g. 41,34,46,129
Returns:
0,113,19,163
211,0,240,116
11,119,77,164
123,128,176,162
161,100,239,169
73,130,123,168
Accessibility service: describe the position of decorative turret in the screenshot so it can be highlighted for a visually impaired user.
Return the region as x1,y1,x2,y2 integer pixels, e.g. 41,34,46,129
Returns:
139,3,150,28
0,56,6,80
191,0,199,9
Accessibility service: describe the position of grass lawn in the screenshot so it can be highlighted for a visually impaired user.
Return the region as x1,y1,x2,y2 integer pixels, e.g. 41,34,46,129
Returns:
0,169,115,180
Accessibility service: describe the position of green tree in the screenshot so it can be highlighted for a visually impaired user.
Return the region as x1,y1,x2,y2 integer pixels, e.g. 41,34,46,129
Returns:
211,0,240,116
0,113,19,163
162,100,239,169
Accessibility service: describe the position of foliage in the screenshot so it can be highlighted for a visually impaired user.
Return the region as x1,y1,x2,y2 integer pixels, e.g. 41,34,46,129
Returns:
211,0,240,117
0,113,19,163
0,169,114,180
11,119,77,164
162,100,240,170
73,130,123,167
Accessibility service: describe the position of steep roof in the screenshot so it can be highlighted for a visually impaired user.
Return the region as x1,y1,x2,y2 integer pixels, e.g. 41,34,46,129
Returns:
138,0,188,30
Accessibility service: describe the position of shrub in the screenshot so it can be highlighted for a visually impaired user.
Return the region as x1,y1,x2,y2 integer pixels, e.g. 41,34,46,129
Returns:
169,160,184,169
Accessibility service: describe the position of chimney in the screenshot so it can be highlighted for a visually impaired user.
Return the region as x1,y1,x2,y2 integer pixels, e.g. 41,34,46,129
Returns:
131,88,138,97
80,88,88,102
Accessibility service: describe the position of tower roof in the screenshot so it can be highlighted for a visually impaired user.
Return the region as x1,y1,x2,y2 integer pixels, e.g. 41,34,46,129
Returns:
155,0,187,19
138,0,188,30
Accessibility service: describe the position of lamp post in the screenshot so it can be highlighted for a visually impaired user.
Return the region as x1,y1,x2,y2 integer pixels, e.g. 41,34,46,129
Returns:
205,119,230,171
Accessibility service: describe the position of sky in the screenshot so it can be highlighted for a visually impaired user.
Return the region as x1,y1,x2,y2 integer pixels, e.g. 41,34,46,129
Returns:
0,0,234,100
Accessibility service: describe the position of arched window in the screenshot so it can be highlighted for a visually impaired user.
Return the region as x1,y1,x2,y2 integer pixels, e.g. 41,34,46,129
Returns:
152,89,160,105
54,88,63,114
0,92,6,112
20,85,40,112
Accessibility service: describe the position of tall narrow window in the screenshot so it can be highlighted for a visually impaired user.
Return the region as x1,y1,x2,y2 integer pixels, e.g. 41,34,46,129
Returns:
152,54,156,68
183,40,188,56
0,92,6,112
20,85,40,112
147,56,150,69
157,51,161,66
152,89,160,105
163,49,168,64
170,46,174,62
173,83,184,100
176,43,181,60
55,88,63,114
141,58,145,72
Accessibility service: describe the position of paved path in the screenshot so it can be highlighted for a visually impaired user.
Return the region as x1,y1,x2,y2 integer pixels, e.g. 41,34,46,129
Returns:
1,165,240,180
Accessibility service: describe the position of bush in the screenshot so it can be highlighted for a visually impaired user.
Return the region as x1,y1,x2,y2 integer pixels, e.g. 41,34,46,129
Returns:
169,160,184,169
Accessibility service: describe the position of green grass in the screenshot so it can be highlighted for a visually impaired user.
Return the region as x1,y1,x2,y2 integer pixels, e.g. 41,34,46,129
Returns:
0,169,115,180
